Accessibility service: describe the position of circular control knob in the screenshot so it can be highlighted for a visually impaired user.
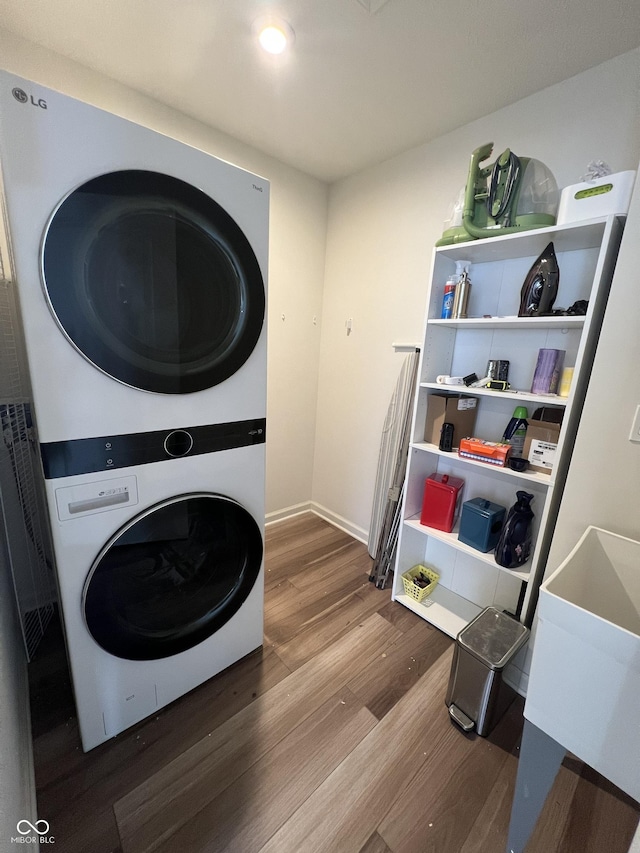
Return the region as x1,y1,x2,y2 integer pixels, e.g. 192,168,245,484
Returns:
164,430,194,457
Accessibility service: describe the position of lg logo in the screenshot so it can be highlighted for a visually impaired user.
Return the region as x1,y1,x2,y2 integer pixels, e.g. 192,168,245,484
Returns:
12,87,47,110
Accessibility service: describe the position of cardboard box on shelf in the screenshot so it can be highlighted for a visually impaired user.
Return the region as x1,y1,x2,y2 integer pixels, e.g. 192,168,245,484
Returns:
523,408,563,474
424,393,478,449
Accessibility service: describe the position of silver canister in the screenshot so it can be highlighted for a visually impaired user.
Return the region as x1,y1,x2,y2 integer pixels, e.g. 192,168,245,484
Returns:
451,269,471,318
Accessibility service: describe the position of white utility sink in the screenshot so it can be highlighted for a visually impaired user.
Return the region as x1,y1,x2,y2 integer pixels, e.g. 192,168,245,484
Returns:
525,526,640,802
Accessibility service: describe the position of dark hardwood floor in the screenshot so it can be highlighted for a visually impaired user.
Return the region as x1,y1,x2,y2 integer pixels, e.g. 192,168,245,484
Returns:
29,513,639,852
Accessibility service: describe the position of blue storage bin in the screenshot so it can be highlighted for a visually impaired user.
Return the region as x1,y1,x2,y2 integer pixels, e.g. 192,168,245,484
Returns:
458,497,506,552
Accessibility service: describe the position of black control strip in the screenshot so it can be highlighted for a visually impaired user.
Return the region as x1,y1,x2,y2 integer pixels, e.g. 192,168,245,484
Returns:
40,418,266,479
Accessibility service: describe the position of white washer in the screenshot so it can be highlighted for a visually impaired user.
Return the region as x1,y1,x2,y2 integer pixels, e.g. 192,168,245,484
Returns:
0,72,268,751
44,423,265,752
0,71,269,442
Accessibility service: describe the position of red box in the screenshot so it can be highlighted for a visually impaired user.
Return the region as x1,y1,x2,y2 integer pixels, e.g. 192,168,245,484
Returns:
458,437,511,467
420,472,465,532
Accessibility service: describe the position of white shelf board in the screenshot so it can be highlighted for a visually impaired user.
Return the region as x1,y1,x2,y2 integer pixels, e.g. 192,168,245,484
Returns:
434,217,610,264
403,517,531,582
419,382,567,408
395,589,482,639
428,316,584,331
410,442,554,487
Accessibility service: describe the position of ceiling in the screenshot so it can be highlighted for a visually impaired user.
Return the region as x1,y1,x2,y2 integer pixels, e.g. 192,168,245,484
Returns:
1,0,640,182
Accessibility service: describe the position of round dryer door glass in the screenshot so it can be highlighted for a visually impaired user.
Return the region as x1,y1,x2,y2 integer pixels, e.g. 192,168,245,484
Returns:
42,170,265,393
83,495,263,660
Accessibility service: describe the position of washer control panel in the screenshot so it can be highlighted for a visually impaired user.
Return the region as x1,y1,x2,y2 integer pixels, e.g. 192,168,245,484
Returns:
41,418,266,479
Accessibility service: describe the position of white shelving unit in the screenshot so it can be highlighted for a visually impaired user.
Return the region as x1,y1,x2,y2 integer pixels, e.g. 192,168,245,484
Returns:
391,215,624,636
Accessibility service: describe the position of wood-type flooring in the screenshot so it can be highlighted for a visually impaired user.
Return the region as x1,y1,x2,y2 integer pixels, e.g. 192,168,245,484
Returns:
29,513,640,852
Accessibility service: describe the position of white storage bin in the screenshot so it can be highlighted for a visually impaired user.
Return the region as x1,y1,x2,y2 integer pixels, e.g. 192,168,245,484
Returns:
557,170,636,225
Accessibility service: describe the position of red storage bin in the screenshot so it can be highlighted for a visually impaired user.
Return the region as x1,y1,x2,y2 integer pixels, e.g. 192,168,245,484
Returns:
420,472,465,532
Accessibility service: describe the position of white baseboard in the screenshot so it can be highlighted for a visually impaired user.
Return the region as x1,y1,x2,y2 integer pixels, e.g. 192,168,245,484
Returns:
307,503,368,545
265,501,369,545
265,502,314,526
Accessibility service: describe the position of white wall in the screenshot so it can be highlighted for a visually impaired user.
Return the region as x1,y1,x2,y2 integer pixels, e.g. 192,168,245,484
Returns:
543,156,640,572
511,170,640,697
313,48,640,537
0,27,329,519
516,139,640,725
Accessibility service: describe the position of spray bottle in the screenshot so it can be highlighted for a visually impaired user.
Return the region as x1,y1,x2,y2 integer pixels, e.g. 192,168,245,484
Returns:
451,262,471,319
502,406,528,458
441,261,465,319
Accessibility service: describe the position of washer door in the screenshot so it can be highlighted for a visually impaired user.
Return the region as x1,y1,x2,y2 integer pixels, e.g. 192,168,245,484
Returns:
83,494,263,660
42,170,265,393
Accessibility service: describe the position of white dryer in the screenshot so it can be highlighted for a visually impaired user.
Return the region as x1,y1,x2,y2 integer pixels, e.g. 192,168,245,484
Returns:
0,72,269,751
43,420,265,751
0,71,269,442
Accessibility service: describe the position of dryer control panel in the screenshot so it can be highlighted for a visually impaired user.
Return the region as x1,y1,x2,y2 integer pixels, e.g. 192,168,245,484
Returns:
41,418,266,479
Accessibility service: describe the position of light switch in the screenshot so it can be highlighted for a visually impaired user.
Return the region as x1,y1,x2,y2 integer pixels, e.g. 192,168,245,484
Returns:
629,404,640,443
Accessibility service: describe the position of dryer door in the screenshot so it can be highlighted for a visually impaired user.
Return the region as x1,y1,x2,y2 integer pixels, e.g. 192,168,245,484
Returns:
42,170,265,393
83,494,263,660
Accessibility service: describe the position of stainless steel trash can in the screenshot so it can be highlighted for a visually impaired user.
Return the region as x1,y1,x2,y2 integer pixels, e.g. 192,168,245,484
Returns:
445,606,529,736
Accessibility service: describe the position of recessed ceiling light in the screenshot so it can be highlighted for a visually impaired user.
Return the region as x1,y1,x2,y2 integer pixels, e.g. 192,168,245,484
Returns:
255,19,295,55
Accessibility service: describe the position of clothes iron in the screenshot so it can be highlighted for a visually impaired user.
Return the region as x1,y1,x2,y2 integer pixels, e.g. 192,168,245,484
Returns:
437,143,559,246
518,242,559,316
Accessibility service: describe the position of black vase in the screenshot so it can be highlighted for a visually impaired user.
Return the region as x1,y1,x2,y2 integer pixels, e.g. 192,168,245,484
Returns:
518,242,559,316
494,491,534,569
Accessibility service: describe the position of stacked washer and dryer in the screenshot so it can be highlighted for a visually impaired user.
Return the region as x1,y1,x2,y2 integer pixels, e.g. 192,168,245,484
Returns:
0,71,269,751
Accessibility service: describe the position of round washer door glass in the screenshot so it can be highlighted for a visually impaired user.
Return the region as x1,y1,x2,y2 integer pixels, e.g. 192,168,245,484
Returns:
42,170,265,393
83,495,263,660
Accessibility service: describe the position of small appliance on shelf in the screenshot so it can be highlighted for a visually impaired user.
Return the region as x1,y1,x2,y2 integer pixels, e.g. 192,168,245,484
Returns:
458,498,506,553
437,142,559,246
420,472,465,532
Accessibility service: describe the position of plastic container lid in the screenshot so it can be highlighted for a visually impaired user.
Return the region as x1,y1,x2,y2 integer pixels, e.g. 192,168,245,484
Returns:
463,497,504,518
426,472,465,493
458,606,529,670
512,406,528,419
